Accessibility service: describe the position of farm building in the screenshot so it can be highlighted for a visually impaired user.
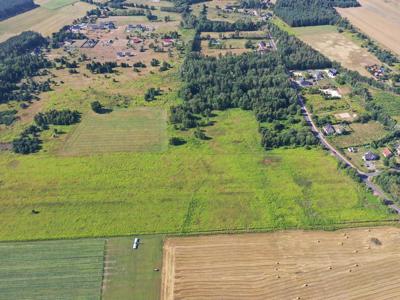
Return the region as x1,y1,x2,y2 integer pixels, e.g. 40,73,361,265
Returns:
362,151,379,161
382,148,393,158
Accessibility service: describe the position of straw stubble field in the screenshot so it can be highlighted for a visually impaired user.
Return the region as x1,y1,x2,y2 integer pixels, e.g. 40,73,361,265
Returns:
162,227,400,300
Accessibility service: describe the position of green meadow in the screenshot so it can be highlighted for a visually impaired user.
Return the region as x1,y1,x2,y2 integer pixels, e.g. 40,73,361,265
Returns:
0,109,391,241
60,107,167,155
0,239,105,299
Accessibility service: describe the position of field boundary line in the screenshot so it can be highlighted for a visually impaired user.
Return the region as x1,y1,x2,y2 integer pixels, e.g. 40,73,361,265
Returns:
0,219,399,243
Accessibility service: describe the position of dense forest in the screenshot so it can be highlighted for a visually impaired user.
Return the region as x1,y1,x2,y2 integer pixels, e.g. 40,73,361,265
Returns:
0,31,51,104
274,0,360,27
169,21,332,149
0,0,37,21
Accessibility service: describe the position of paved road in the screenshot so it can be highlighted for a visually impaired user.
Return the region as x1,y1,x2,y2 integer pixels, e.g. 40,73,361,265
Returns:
298,96,398,211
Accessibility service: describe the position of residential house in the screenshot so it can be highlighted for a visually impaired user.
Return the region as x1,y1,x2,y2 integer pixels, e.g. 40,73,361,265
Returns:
320,88,342,99
323,124,335,136
312,70,324,81
162,38,174,47
327,68,338,78
296,78,313,88
362,151,379,161
257,41,269,52
382,148,393,158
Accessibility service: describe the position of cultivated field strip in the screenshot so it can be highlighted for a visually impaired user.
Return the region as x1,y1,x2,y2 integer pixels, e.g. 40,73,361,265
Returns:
0,239,105,299
162,227,400,300
60,108,167,155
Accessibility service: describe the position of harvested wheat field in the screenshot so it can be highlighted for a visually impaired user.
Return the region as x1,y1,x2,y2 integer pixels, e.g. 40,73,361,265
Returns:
337,0,400,55
294,26,379,77
162,227,400,300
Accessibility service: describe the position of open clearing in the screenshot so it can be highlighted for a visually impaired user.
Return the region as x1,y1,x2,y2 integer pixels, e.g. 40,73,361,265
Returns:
294,25,380,77
337,0,400,56
0,0,93,42
60,107,167,155
0,239,105,299
162,227,400,300
0,109,391,241
103,235,164,300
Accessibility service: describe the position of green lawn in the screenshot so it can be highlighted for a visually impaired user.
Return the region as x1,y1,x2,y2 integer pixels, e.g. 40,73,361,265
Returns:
372,90,400,118
0,109,391,241
103,235,164,300
0,239,105,299
60,107,167,155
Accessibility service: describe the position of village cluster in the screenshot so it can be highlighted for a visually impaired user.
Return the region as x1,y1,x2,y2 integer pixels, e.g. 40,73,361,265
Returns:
64,20,179,64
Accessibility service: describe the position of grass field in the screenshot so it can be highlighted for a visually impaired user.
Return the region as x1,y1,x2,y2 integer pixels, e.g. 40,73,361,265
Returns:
0,0,93,42
201,39,250,56
293,25,380,77
372,90,400,118
331,121,388,148
103,235,164,300
60,107,167,155
162,227,400,300
0,239,105,299
0,109,392,241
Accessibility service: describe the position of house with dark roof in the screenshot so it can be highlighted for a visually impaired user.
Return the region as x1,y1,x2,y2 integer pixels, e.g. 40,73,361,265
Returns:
296,78,313,88
323,124,335,136
362,151,379,161
327,68,338,78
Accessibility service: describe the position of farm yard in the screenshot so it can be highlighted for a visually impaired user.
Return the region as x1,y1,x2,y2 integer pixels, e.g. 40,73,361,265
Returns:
162,227,400,300
0,0,93,42
0,239,105,299
60,107,167,155
337,0,400,56
293,25,380,77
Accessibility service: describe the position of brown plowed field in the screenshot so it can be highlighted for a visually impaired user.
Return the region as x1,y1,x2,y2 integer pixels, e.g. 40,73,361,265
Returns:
337,0,400,55
162,227,400,299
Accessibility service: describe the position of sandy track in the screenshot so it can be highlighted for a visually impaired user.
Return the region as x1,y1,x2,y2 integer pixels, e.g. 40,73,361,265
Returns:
337,0,400,55
162,227,400,299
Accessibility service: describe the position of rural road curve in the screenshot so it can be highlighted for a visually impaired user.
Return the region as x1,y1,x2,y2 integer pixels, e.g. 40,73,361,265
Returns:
298,96,399,211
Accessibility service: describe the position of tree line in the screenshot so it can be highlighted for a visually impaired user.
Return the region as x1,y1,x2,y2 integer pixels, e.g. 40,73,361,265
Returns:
13,109,81,154
274,0,359,27
0,0,37,21
0,31,51,104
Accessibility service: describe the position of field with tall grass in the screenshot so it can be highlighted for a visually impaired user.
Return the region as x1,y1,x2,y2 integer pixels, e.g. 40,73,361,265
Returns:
0,109,391,241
